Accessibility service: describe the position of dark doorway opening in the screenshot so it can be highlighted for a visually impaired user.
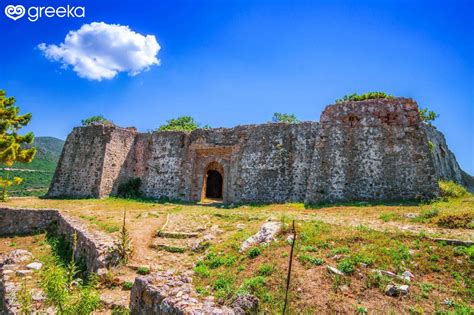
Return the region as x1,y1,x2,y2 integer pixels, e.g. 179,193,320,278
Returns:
205,170,223,199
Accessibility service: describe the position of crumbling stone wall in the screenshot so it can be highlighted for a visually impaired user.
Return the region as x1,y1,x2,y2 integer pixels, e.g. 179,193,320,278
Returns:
49,97,464,203
422,124,463,184
305,98,439,202
0,208,116,273
47,126,134,198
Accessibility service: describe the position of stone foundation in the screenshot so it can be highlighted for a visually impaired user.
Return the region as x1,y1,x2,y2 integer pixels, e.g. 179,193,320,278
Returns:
130,271,236,314
0,207,117,273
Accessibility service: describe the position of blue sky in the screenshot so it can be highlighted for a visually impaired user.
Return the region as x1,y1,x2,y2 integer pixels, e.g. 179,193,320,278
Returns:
0,0,473,173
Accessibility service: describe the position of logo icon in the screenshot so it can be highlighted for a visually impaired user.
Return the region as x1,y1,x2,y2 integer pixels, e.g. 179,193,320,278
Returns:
5,5,25,20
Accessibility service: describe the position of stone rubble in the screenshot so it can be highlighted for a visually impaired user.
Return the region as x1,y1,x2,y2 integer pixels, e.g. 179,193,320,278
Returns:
239,221,282,252
0,207,119,273
130,271,240,314
327,265,345,276
385,284,410,297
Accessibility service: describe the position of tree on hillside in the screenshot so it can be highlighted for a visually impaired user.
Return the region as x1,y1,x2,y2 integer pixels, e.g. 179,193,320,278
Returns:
158,116,210,132
81,115,113,126
0,90,36,201
272,112,300,124
419,108,438,124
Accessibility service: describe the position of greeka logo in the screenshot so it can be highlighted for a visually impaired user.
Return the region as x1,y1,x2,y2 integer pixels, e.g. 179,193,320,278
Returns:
4,5,25,20
4,4,85,22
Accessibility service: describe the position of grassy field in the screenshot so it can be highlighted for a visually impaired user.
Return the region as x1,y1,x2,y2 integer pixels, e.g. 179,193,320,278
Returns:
2,193,473,314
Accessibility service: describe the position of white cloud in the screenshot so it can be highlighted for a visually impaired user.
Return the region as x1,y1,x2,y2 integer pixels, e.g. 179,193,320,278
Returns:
38,22,161,81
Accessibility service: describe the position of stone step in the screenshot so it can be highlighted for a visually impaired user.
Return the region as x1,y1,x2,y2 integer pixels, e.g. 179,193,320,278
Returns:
157,231,199,239
151,242,187,253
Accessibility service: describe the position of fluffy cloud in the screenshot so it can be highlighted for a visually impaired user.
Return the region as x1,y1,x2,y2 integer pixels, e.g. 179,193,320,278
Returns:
38,22,160,81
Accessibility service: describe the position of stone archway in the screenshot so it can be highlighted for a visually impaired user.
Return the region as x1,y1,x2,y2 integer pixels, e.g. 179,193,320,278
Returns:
201,162,224,201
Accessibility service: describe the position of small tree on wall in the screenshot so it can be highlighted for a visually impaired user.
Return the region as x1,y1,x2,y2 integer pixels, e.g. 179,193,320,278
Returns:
419,108,439,124
272,113,300,124
81,115,113,126
0,90,36,201
158,116,210,131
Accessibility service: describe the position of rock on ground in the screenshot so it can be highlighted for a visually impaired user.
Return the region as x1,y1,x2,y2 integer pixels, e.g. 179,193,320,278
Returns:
240,221,282,252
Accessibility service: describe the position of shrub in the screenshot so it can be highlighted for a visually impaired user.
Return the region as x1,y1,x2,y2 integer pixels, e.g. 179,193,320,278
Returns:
271,113,299,124
240,276,266,294
248,247,262,259
158,116,210,131
194,264,210,278
419,108,439,123
428,140,435,152
436,213,474,229
40,255,100,314
122,281,134,290
438,180,468,199
257,264,274,276
213,276,233,291
112,210,133,264
117,178,142,198
137,267,150,275
298,254,324,266
365,272,390,289
302,245,318,252
81,115,112,126
337,258,356,274
331,246,350,255
335,92,393,103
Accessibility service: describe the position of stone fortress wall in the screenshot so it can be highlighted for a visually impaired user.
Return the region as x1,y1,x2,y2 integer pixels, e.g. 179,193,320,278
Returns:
47,98,466,203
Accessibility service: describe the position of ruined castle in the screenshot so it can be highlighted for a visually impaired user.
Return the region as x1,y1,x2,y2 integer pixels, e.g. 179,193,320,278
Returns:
47,97,465,204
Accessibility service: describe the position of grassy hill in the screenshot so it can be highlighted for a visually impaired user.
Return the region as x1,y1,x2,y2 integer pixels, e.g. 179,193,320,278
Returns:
0,136,65,197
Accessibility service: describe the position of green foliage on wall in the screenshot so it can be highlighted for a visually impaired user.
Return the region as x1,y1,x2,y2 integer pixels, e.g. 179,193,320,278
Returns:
158,116,210,132
81,115,113,126
271,112,299,124
335,92,394,103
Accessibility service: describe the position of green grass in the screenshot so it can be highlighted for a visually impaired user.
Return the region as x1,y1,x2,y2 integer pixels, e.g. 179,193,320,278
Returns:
192,217,473,313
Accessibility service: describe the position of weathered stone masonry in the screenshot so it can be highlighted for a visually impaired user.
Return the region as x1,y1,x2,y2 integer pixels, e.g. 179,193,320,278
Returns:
47,98,466,203
0,208,116,273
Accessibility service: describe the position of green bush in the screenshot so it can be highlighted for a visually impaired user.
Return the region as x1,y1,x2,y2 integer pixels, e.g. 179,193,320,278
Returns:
438,180,468,199
257,264,274,276
248,247,262,259
137,267,150,275
81,115,112,126
158,116,210,132
331,246,350,255
419,108,438,123
239,276,267,295
436,213,473,229
117,178,142,198
122,281,134,290
40,256,100,314
335,92,393,103
298,254,324,266
272,113,299,124
337,258,356,274
194,264,211,278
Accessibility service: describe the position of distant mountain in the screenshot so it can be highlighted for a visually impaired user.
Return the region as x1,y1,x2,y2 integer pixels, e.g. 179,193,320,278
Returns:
30,136,65,161
0,136,65,196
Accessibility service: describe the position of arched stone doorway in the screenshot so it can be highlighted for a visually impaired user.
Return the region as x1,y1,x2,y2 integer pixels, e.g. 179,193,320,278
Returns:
201,162,224,201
